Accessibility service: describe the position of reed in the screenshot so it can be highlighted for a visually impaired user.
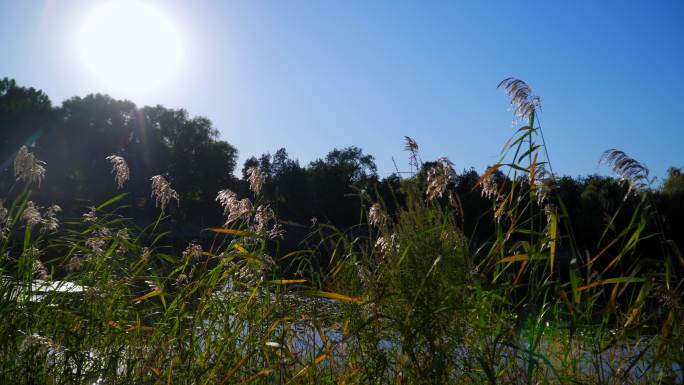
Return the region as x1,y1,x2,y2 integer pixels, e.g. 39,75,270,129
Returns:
0,79,681,384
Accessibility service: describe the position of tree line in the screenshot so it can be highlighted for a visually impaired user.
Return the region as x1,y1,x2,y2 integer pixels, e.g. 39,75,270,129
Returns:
1,77,682,256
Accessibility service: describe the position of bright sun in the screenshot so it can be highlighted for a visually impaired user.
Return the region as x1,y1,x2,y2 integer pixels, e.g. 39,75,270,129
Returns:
78,0,183,94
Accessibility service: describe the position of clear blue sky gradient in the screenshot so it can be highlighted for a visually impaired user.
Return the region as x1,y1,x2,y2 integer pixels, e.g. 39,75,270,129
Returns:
1,0,682,180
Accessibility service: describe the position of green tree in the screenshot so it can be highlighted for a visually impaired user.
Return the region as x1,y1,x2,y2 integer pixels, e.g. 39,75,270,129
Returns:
662,167,684,196
0,78,54,172
307,146,378,225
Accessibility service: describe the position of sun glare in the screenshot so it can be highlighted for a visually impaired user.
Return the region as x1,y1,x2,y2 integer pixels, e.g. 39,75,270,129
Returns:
78,0,183,94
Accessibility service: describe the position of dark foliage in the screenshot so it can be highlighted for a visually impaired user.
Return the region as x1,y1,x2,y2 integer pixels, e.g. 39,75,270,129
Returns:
1,78,681,266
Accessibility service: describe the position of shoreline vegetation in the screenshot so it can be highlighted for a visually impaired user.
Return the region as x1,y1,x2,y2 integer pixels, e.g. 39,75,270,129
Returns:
0,78,682,384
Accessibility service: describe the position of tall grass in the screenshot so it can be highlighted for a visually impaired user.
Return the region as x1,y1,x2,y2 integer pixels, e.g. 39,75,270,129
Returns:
0,78,681,384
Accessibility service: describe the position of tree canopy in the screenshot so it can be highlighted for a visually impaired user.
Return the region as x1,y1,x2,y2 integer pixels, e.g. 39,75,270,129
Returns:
0,79,681,254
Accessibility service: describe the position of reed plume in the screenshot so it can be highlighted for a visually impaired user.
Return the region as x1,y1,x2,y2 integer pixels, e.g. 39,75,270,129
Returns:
426,157,455,201
600,149,650,198
150,175,179,211
246,166,265,195
497,77,541,123
404,136,421,171
14,145,46,187
368,202,387,227
182,242,203,260
22,201,42,226
106,155,130,189
216,189,252,224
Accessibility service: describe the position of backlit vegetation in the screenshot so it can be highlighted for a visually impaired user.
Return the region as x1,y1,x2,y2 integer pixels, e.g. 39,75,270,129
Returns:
0,79,681,384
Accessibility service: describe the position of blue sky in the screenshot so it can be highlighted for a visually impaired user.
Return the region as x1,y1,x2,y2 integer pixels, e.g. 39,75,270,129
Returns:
1,0,682,181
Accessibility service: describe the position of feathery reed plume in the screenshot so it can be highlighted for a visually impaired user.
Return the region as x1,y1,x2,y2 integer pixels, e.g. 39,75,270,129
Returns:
216,189,238,216
246,166,265,195
237,199,253,222
85,227,111,256
404,136,421,171
216,189,252,224
533,166,555,205
14,145,46,187
426,157,455,201
19,333,50,355
368,202,387,227
600,149,650,198
374,236,389,255
497,77,541,122
374,233,398,256
82,207,97,222
20,202,61,232
182,242,203,260
246,204,285,239
22,246,48,279
254,204,274,227
42,204,61,233
105,155,130,189
150,175,179,211
22,201,42,226
481,174,499,200
254,204,275,233
404,136,419,153
19,333,63,360
32,259,48,280
268,222,285,240
115,228,129,241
